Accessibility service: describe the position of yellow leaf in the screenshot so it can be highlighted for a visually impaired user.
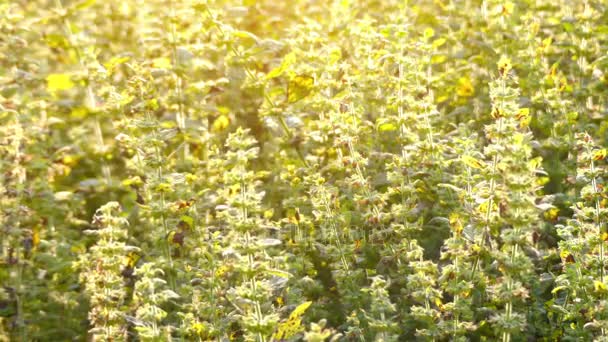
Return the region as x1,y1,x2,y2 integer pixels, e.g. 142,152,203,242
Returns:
153,57,172,69
498,56,513,76
516,108,530,120
378,122,397,132
47,74,75,93
70,107,89,119
593,149,607,161
215,265,229,277
266,52,296,79
124,251,140,268
544,207,559,221
74,0,96,10
501,1,515,16
32,228,40,248
432,37,447,48
431,55,447,64
70,244,86,254
104,56,131,73
434,297,443,308
329,47,342,65
272,301,312,340
528,157,543,169
290,301,312,318
461,155,485,169
288,75,314,103
477,201,498,215
231,30,259,42
212,115,230,132
456,77,474,97
537,176,550,186
449,213,463,234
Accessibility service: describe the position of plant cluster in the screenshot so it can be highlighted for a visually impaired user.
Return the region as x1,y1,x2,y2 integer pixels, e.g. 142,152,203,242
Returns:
1,0,608,341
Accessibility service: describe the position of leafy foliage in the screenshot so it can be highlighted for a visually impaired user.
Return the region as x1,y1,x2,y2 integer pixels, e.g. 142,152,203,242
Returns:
1,0,607,340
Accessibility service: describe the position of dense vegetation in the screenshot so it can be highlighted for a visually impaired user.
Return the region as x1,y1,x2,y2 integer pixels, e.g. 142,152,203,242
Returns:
1,0,608,340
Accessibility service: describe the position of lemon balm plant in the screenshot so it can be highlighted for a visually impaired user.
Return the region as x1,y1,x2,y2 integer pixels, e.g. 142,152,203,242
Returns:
75,202,135,340
216,128,288,340
553,133,608,340
2,0,608,340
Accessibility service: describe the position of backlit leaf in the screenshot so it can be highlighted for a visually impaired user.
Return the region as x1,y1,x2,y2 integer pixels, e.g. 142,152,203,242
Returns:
47,74,75,93
461,155,485,169
266,52,296,79
287,75,314,103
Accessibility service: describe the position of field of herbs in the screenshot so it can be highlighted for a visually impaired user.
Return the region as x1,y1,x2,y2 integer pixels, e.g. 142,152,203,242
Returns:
1,0,608,340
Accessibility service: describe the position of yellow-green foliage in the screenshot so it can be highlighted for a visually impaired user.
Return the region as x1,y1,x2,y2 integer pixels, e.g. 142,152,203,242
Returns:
0,0,607,341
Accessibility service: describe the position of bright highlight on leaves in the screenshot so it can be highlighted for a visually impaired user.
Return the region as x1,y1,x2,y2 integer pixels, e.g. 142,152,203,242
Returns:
378,122,397,132
153,57,172,69
212,115,230,132
47,74,75,94
273,301,312,340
